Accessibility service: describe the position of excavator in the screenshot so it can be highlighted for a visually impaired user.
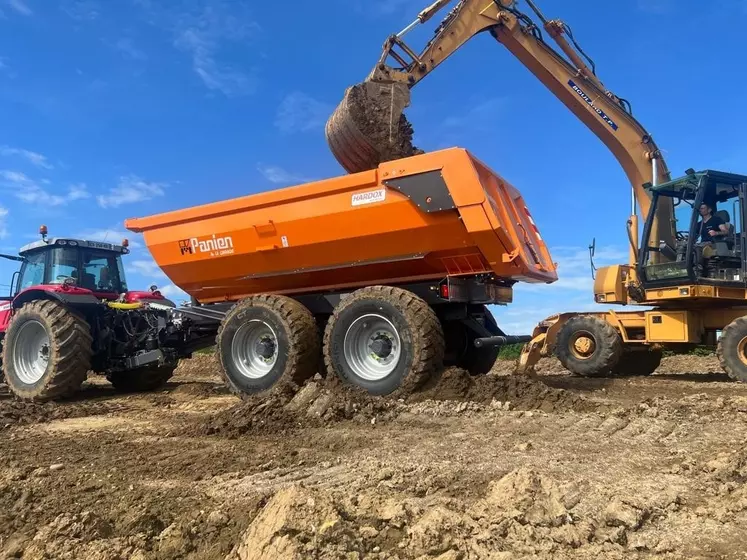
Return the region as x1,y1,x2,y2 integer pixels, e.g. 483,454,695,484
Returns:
325,0,747,382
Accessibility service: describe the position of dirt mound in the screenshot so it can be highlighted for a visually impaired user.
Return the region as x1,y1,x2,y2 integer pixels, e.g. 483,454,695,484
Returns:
413,368,594,413
195,380,401,438
227,467,676,558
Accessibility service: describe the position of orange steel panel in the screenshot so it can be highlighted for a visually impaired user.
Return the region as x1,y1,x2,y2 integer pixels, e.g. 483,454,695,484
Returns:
125,147,557,303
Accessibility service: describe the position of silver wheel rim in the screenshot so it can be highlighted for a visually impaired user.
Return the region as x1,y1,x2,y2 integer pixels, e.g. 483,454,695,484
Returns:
13,320,51,384
231,320,278,379
344,313,402,381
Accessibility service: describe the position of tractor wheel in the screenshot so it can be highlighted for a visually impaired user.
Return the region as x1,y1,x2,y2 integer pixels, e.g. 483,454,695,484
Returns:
717,317,747,382
555,315,623,377
612,348,662,376
323,286,444,396
107,363,178,393
216,295,320,396
443,310,501,375
2,300,92,401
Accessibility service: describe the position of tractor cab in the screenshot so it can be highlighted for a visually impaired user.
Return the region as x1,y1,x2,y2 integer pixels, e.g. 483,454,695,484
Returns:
2,227,131,299
640,169,747,288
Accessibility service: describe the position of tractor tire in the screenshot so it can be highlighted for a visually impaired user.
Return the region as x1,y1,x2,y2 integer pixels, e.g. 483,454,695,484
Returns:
612,348,662,377
443,311,501,376
717,317,747,382
216,295,320,396
2,300,92,401
323,286,444,396
107,363,178,393
555,315,623,377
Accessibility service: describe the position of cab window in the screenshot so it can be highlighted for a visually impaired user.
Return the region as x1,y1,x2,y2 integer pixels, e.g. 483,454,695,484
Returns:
82,250,125,292
18,251,45,290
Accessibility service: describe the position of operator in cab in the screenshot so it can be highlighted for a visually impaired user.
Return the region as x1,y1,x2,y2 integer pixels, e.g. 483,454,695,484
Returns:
698,202,728,242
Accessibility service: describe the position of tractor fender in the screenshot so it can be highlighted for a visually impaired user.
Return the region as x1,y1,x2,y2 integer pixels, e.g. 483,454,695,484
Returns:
12,287,101,310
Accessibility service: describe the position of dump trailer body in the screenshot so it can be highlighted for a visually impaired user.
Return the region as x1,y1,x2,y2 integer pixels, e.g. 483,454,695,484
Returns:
125,148,557,304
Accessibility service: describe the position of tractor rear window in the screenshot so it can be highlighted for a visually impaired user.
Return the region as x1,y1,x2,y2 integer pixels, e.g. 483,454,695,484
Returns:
82,251,126,293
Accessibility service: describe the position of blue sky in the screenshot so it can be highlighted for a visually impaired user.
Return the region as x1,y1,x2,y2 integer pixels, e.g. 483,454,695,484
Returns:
0,0,745,335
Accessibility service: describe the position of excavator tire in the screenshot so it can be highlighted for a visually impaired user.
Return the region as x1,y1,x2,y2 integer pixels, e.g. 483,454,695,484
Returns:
325,82,421,174
717,317,747,382
612,348,662,377
324,286,444,396
2,300,92,401
555,316,623,377
107,363,178,393
216,295,320,397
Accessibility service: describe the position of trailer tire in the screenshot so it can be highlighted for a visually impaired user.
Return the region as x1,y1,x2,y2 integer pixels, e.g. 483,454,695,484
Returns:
2,300,92,401
107,363,177,393
555,316,622,377
324,286,444,396
612,348,662,377
217,295,320,396
717,317,747,383
443,311,501,375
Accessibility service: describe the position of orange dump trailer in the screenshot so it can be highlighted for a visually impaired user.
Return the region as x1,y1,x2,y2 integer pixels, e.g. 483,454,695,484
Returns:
125,147,556,397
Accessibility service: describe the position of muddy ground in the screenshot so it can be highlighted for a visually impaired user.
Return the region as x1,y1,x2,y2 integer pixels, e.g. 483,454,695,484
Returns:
1,355,746,560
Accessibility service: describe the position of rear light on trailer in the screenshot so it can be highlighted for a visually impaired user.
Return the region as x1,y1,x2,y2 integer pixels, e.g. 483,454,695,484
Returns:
440,283,450,299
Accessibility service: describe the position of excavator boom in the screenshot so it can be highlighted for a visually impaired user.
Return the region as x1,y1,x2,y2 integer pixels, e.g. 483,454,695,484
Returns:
325,0,675,253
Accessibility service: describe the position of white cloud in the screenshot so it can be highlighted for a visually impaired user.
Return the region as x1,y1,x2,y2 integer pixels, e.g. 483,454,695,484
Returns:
4,0,32,16
0,171,89,206
129,258,167,278
67,183,90,200
0,146,52,169
0,207,8,239
137,1,261,97
275,92,332,133
96,175,166,208
157,283,190,302
113,38,147,61
61,0,99,21
257,164,314,185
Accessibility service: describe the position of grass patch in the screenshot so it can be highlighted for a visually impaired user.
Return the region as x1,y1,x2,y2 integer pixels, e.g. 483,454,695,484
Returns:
497,343,523,361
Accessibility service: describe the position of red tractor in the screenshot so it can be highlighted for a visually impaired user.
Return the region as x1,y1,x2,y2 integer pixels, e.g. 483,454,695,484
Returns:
0,226,216,401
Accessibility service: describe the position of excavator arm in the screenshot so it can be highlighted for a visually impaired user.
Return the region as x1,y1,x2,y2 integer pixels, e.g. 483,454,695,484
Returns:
325,0,675,256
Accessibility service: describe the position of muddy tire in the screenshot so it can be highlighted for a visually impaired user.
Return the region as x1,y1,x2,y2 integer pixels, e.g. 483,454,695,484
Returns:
443,311,501,375
555,316,623,377
613,348,662,376
324,286,444,396
107,363,177,393
2,300,92,401
717,317,747,382
216,295,320,396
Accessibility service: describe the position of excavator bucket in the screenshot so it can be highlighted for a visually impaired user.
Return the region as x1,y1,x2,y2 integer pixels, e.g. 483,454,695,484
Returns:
325,81,423,174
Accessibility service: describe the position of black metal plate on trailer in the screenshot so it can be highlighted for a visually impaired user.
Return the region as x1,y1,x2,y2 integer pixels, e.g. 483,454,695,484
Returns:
384,170,456,213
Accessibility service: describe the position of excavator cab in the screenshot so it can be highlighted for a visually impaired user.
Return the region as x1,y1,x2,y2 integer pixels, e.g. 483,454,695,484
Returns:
640,170,747,288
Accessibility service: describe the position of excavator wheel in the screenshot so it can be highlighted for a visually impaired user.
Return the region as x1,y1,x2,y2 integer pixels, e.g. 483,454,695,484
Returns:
325,81,421,174
323,286,444,396
612,348,662,377
717,317,747,383
555,316,623,377
216,295,320,397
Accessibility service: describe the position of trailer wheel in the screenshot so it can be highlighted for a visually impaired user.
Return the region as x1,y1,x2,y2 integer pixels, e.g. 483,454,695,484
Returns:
216,295,320,396
2,300,92,401
612,348,662,377
717,317,747,382
443,311,501,375
107,363,178,393
555,316,622,377
323,286,444,396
